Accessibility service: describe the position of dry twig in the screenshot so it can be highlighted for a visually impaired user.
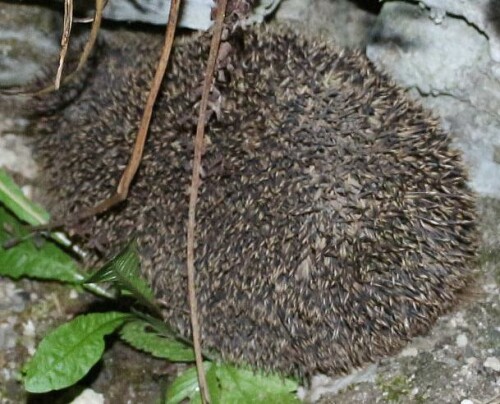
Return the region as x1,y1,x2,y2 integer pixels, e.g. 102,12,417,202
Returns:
55,0,74,90
187,1,229,403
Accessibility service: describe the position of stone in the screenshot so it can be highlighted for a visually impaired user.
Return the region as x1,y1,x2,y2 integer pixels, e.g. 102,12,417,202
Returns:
483,357,500,372
77,0,282,30
0,3,60,87
101,0,214,29
456,334,468,348
0,134,38,180
298,364,378,402
420,0,500,62
70,388,105,404
276,0,379,48
400,347,419,357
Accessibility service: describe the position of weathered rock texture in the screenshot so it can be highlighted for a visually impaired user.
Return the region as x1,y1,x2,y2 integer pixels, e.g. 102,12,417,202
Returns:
0,3,60,87
74,0,282,29
276,0,380,49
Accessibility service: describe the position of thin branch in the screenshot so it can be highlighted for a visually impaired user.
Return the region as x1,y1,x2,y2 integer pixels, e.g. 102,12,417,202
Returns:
55,0,74,90
113,0,181,203
72,0,105,74
187,1,228,403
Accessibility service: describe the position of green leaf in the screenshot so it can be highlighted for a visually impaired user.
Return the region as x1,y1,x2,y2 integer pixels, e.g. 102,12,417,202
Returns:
166,362,213,404
166,364,299,404
0,169,74,249
205,363,221,404
166,363,299,404
0,169,49,225
24,312,130,393
120,320,195,362
215,365,299,404
84,240,158,313
0,206,81,282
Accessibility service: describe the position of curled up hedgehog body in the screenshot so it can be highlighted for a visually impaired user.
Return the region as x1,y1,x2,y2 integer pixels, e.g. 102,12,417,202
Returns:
32,25,478,379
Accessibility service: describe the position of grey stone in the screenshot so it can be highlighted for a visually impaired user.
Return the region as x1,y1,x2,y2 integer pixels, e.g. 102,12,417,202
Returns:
70,389,105,404
483,357,500,372
420,0,500,62
98,0,282,29
101,0,214,29
366,1,500,198
276,0,378,49
0,3,60,87
0,133,38,180
298,364,378,403
456,334,469,348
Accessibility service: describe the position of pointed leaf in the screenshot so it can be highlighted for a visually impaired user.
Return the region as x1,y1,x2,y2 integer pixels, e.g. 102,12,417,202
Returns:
84,240,158,312
214,364,299,404
0,169,74,248
120,320,195,362
0,206,81,282
166,363,299,404
24,312,130,393
166,362,213,404
0,169,49,225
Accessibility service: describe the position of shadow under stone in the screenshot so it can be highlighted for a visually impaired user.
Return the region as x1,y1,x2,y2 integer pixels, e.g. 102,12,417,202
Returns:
488,0,500,36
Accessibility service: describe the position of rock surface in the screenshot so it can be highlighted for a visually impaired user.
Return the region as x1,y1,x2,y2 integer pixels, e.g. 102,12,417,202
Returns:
366,1,500,198
101,0,214,29
276,0,380,48
0,2,60,87
79,0,282,29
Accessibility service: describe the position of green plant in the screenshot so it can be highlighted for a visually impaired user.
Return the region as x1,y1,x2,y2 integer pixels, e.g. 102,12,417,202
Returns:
0,168,299,403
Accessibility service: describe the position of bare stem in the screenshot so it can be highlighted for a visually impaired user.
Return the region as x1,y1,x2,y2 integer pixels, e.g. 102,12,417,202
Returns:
55,0,73,90
187,1,228,403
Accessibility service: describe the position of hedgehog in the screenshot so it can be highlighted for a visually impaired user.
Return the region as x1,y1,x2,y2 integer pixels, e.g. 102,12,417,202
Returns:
31,24,478,379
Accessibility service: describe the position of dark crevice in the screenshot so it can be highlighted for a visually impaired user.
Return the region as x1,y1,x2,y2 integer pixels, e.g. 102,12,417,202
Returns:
347,0,383,15
487,0,500,37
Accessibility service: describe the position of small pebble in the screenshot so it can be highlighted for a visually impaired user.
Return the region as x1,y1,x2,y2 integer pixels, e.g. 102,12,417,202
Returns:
21,185,33,198
456,334,468,347
70,388,104,404
466,357,478,365
483,357,500,372
399,347,418,357
460,400,473,404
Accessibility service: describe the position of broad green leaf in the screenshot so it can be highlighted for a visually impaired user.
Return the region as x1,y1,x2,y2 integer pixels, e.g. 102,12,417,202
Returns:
84,240,158,313
166,362,213,404
166,363,299,404
0,206,81,282
132,309,178,338
205,364,221,404
0,169,74,248
120,320,195,362
24,312,130,393
215,364,299,404
0,169,49,225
